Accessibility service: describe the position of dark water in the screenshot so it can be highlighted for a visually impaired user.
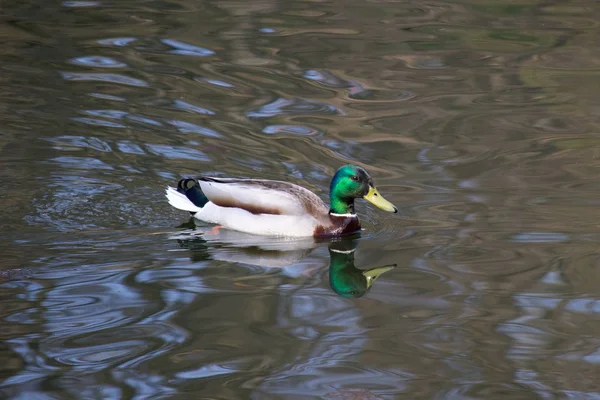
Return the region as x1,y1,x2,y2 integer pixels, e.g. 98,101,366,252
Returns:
2,0,600,398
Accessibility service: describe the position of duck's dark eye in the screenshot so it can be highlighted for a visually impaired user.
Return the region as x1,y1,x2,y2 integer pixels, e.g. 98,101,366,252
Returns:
350,175,359,181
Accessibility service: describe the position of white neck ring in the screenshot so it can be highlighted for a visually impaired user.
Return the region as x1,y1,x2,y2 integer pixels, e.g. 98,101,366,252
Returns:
329,212,356,218
330,248,356,254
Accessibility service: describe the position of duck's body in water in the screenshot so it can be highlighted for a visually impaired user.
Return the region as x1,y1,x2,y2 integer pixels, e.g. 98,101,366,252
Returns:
166,164,397,237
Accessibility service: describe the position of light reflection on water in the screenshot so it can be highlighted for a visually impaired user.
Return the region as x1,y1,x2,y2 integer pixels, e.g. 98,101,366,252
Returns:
2,0,600,398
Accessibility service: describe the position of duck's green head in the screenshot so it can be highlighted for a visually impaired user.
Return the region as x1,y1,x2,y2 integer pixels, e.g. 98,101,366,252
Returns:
329,164,397,215
328,240,396,298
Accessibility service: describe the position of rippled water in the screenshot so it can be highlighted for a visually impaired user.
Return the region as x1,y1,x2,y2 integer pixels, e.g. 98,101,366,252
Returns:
2,0,600,398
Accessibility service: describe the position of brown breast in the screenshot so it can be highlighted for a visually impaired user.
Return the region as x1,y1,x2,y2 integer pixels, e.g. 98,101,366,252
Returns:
313,214,361,237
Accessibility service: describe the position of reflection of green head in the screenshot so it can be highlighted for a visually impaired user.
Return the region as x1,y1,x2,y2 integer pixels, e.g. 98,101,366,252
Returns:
328,240,396,298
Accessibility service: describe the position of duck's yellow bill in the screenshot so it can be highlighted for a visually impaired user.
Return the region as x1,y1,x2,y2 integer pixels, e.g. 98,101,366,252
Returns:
363,186,398,213
363,264,396,289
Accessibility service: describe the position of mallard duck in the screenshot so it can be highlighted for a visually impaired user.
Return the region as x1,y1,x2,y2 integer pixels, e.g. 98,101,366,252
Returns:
165,164,397,237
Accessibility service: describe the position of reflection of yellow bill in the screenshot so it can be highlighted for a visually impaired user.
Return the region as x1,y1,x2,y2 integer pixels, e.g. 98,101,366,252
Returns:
364,265,396,289
363,186,397,213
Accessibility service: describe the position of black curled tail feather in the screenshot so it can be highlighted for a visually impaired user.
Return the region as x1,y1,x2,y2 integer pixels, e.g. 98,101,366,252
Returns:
177,178,209,209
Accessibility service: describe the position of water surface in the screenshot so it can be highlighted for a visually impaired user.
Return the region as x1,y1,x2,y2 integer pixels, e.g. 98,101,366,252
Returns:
2,0,600,398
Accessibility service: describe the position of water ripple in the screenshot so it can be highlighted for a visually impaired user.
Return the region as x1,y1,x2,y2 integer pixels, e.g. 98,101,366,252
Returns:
61,72,148,87
172,100,215,115
62,1,100,7
160,39,215,57
84,109,128,119
247,98,344,118
145,144,210,161
71,117,126,128
197,77,235,88
69,56,126,68
50,156,113,170
304,69,350,88
166,120,222,137
46,136,112,152
262,124,321,136
97,37,137,47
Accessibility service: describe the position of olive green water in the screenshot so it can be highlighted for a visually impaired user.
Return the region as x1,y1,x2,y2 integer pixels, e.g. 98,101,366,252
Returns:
2,0,600,398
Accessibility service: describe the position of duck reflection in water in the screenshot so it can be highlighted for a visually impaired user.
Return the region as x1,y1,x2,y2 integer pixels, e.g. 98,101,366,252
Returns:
328,239,395,298
173,219,396,298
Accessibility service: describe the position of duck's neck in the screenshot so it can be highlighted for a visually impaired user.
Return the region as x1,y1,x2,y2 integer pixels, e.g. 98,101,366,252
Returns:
329,248,356,271
329,193,355,216
328,248,362,298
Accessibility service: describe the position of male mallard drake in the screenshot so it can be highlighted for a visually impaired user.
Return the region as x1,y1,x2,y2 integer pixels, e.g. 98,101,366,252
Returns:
165,164,397,237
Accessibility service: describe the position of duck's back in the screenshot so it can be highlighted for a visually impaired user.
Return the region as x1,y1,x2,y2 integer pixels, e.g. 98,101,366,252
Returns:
198,177,329,218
